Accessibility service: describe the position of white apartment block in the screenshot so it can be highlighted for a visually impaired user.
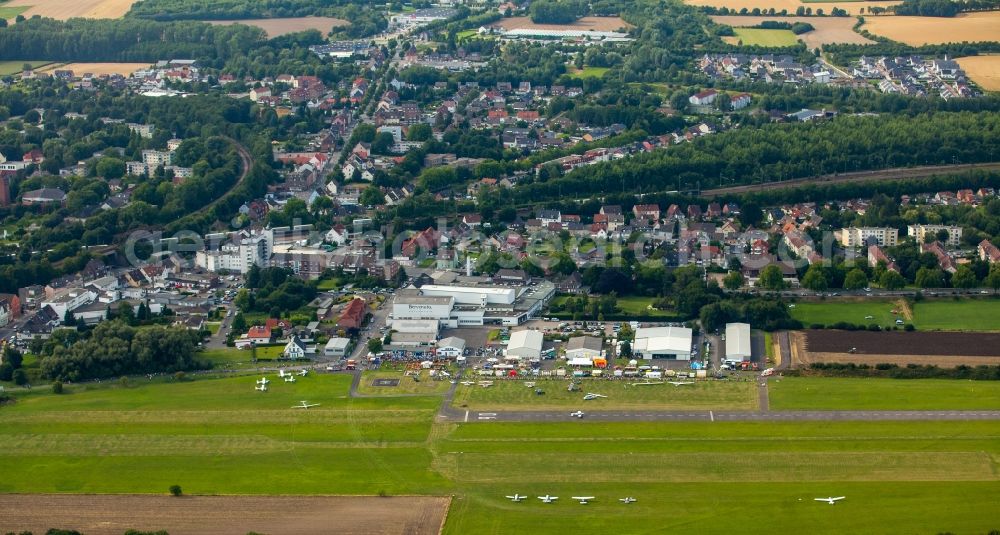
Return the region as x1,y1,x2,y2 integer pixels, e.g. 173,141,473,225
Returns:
195,233,271,274
907,224,962,247
142,150,173,167
839,227,898,247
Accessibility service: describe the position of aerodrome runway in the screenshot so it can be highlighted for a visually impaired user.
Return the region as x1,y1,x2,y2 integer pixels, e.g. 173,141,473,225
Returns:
442,408,1000,422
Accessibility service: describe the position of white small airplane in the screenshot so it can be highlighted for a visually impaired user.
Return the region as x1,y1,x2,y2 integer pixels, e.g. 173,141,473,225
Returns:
284,376,296,383
505,494,526,502
570,410,585,418
572,496,595,504
524,382,536,388
668,381,694,386
255,385,267,392
632,381,664,386
814,496,846,505
537,495,558,503
256,377,270,386
619,497,636,504
292,401,320,409
278,369,288,378
461,381,475,386
583,393,607,400
298,370,308,377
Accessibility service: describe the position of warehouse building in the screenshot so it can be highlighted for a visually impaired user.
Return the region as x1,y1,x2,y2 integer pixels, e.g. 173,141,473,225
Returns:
388,281,554,328
436,336,466,358
632,326,693,360
724,323,752,366
505,330,544,360
565,336,603,360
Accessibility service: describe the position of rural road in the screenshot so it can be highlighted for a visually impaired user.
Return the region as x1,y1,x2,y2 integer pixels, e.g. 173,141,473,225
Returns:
701,161,1000,197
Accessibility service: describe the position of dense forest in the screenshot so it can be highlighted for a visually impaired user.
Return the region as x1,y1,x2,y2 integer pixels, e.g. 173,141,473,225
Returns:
38,320,205,381
511,111,1000,203
0,18,264,64
891,0,1000,16
529,0,589,24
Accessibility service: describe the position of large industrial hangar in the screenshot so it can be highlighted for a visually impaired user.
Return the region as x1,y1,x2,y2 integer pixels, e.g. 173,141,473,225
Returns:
632,326,694,360
724,322,752,366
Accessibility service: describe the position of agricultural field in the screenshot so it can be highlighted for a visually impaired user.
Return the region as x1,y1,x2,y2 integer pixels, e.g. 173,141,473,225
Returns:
490,16,632,32
790,299,1000,331
451,378,759,411
724,27,799,46
790,297,1000,331
957,55,1000,91
0,60,51,75
769,377,1000,409
2,374,1000,533
711,15,874,46
0,3,28,18
206,16,349,38
795,329,1000,367
37,62,149,76
1,495,450,535
4,0,137,20
862,12,1000,45
683,0,900,16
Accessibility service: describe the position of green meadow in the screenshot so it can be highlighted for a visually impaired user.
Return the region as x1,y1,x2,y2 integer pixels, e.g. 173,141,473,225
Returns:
1,374,999,533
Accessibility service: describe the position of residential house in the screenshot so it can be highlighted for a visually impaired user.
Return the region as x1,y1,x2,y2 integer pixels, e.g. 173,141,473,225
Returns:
979,239,1000,263
283,335,307,359
338,298,367,330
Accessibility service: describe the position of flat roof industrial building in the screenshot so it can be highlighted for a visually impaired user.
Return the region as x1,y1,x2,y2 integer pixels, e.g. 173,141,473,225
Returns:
724,323,752,364
633,326,693,360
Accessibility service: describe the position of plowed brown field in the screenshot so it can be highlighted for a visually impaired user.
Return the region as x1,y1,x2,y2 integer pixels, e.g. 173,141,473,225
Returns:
793,330,1000,367
0,495,450,535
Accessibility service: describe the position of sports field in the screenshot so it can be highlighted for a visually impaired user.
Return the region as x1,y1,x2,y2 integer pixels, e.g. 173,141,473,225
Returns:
567,66,610,78
2,374,1000,533
789,298,1000,330
862,12,1000,45
957,55,1000,91
452,378,758,410
724,27,799,46
770,377,1000,409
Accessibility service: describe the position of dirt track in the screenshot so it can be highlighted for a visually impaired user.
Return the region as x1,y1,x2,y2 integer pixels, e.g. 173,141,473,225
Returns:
0,495,450,535
792,330,1000,367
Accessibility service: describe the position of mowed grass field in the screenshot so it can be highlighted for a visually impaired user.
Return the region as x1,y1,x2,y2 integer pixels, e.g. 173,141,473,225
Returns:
770,377,1000,410
452,379,759,410
2,375,1000,533
725,28,799,46
790,298,1000,330
0,60,51,75
567,66,610,78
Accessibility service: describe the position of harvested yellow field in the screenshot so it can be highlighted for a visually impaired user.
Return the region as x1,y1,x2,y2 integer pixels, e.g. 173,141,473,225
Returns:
957,55,1000,91
491,16,633,32
207,16,349,38
711,15,875,47
5,0,137,19
39,62,150,76
685,0,900,16
863,12,1000,45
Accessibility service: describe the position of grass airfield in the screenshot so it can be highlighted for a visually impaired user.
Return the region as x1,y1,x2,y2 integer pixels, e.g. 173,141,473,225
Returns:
1,373,999,533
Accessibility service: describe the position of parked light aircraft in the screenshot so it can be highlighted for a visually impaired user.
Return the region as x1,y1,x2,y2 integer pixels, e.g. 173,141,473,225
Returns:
538,495,558,503
292,401,320,409
572,496,595,504
256,377,270,386
298,370,308,377
505,494,526,502
583,393,607,400
570,411,585,418
619,497,636,503
284,376,296,383
255,385,267,392
667,381,694,386
814,496,846,505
